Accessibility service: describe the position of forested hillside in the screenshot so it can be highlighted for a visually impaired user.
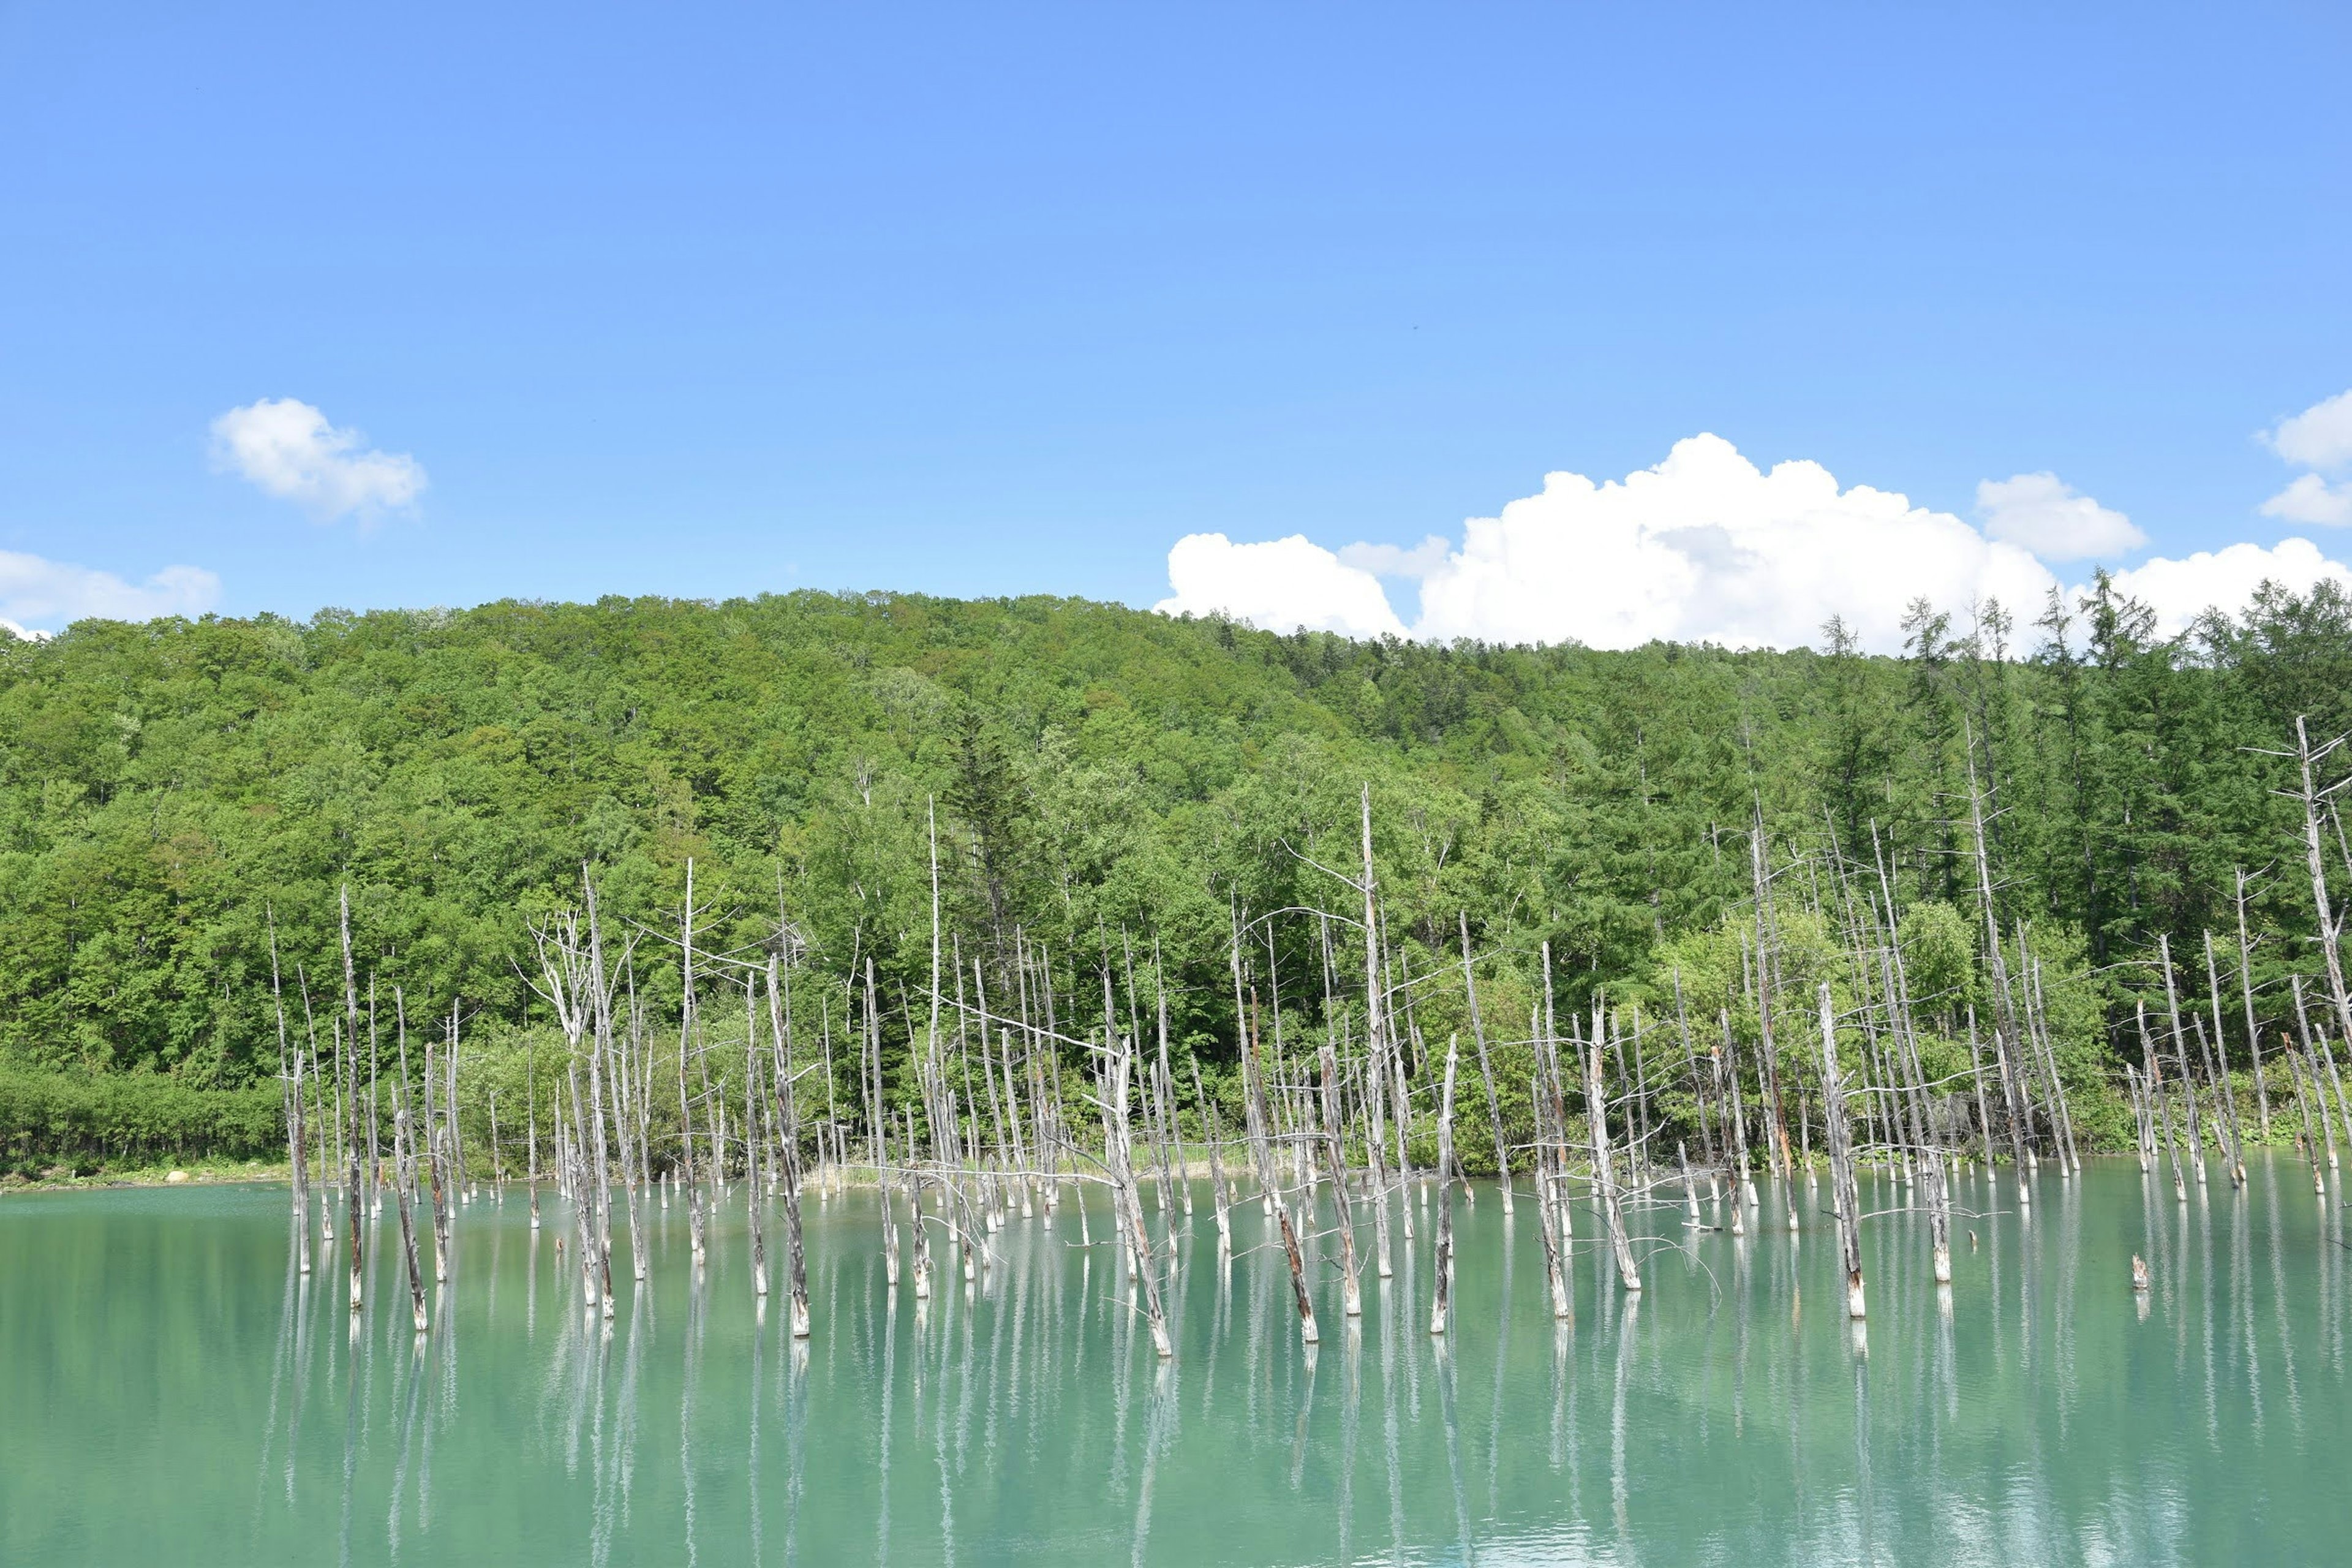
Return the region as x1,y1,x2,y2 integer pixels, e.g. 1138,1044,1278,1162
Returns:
5,578,2351,1164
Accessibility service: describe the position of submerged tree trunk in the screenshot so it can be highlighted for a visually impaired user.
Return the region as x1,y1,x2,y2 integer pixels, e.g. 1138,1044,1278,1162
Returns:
1430,1035,1460,1336
1460,913,1512,1215
1817,984,1865,1320
1587,1012,1641,1294
1317,1041,1362,1317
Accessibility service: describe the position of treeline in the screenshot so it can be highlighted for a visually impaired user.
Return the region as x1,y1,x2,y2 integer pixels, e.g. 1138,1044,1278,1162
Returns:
1,1070,285,1174
3,576,2351,1163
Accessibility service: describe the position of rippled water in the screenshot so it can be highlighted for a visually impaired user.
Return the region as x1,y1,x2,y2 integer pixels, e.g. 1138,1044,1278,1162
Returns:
5,1158,2348,1565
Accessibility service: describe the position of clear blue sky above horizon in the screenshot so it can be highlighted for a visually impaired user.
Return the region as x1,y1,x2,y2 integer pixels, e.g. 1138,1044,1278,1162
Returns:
3,1,2348,641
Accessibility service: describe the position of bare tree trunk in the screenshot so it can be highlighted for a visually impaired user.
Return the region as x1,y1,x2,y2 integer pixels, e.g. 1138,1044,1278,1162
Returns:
2293,717,2352,1068
1459,913,1511,1213
270,913,309,1274
1192,1058,1231,1251
2143,1006,2188,1202
746,973,769,1300
1430,1035,1459,1335
1103,1027,1172,1359
1816,984,1865,1320
766,956,813,1337
1586,1015,1641,1293
2236,871,2272,1138
339,887,366,1312
1317,1040,1362,1317
391,991,428,1333
1248,993,1317,1345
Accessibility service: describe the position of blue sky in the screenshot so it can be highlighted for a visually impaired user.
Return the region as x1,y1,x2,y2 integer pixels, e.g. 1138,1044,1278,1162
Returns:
2,1,2348,645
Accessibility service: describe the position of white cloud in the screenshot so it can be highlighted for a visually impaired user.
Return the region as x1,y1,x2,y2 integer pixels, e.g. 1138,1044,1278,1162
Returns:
1403,434,2057,652
2260,472,2352,527
1160,434,2352,653
210,398,426,521
2266,389,2352,472
1163,436,2062,652
2106,537,2352,638
1157,532,1405,639
1337,535,1452,579
2260,390,2352,523
0,550,221,633
1975,471,2144,561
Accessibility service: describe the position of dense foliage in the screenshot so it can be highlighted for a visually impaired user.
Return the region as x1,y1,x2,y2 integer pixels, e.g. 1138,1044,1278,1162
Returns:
4,578,2350,1164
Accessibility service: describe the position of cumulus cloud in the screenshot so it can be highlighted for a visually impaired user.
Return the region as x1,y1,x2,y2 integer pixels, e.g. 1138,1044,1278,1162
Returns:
1975,472,2144,561
2259,390,2352,525
2106,537,2352,638
210,398,427,521
1166,436,2061,652
2260,472,2352,527
2266,390,2352,471
0,550,221,634
1397,437,2064,650
1337,535,1452,579
1158,532,1405,639
1158,433,2352,654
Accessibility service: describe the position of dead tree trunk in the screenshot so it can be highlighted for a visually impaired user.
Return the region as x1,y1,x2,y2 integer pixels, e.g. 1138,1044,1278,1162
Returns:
1817,984,1865,1320
1586,1012,1641,1294
1430,1035,1459,1336
1459,913,1512,1214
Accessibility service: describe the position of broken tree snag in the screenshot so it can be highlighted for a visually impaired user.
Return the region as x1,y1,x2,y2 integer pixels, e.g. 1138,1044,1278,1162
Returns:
2233,870,2273,1139
1816,983,1864,1321
1431,1034,1460,1336
1248,990,1317,1346
339,886,366,1311
1096,1012,1173,1359
1586,1012,1641,1294
2292,718,2352,1090
1317,1040,1363,1317
1966,745,2035,1207
745,972,768,1300
2292,974,2345,1172
391,989,429,1333
1717,1010,1751,1235
2286,1042,2327,1197
1191,1057,1232,1251
766,956,813,1338
1459,913,1512,1215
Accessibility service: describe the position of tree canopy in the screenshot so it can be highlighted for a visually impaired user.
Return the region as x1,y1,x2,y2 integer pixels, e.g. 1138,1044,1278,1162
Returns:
4,579,2348,1097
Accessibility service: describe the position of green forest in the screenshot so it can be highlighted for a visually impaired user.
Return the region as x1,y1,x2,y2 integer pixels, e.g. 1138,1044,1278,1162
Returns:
7,576,2352,1173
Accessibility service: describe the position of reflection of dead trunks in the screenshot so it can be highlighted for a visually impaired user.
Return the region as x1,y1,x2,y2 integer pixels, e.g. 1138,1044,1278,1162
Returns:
1817,984,1865,1320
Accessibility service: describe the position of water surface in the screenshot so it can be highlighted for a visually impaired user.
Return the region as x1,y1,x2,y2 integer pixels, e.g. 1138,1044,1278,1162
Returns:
4,1159,2345,1565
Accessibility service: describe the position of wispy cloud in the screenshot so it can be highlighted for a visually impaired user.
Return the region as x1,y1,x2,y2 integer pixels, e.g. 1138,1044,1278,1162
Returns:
0,550,221,637
210,398,426,522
